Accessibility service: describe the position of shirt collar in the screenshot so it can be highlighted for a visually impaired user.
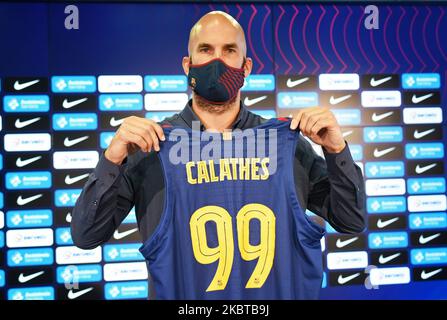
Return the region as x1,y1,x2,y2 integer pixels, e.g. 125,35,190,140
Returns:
179,98,249,130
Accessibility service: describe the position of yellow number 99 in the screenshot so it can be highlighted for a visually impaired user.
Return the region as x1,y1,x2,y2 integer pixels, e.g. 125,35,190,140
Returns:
237,203,276,288
190,203,276,292
189,206,234,292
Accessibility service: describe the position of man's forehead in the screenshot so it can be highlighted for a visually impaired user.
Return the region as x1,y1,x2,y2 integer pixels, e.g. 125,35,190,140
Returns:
194,13,241,33
188,11,246,54
192,25,243,42
190,30,245,50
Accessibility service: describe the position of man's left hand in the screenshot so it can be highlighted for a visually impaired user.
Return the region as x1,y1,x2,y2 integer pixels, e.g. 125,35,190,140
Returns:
290,106,346,154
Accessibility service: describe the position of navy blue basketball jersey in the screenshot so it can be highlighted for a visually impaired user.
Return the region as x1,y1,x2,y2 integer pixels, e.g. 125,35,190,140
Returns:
139,118,325,299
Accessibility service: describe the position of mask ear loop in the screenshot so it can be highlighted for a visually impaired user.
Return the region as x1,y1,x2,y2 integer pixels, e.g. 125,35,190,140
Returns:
240,57,247,79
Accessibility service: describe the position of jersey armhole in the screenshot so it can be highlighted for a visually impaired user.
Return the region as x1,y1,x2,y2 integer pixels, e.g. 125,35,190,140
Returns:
139,133,173,258
285,130,326,240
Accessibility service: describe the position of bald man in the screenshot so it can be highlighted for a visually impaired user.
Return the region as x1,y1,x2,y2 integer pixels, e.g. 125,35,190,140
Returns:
72,11,365,299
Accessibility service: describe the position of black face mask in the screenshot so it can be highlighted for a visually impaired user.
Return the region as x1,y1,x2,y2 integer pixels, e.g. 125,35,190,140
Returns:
188,57,246,104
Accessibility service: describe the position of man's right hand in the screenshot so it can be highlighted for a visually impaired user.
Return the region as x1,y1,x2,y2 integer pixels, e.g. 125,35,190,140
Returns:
104,116,166,165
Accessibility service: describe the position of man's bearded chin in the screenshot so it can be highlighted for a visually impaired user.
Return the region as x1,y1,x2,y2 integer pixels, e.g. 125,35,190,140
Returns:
193,92,238,114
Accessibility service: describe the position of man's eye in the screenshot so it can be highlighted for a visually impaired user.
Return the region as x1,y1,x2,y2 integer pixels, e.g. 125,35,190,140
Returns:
200,48,209,52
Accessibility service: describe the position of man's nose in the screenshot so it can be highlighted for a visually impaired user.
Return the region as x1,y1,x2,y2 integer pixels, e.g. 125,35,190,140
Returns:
212,50,224,59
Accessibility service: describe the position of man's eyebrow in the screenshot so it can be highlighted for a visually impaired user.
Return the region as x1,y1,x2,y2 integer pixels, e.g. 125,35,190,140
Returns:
223,43,239,50
196,42,240,49
197,43,213,49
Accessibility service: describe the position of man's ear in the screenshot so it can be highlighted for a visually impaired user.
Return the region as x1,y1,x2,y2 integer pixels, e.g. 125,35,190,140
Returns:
243,57,253,78
182,56,191,76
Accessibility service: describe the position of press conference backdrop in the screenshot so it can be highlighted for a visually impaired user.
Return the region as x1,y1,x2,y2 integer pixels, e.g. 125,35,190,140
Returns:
0,2,446,300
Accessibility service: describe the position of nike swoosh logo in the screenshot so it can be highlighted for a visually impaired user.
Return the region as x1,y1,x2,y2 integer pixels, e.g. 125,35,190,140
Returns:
329,94,352,105
244,95,267,107
412,93,433,104
377,217,399,229
414,128,435,139
113,228,138,240
63,98,88,109
110,117,125,127
415,163,437,174
372,111,394,122
15,117,41,128
337,273,360,285
68,287,94,300
421,268,442,280
419,233,441,244
64,136,89,147
17,194,43,206
342,130,353,138
379,253,401,264
65,173,89,185
66,212,72,223
336,237,359,248
14,79,40,91
370,76,392,87
16,156,42,168
286,77,309,88
373,147,396,158
18,271,45,283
